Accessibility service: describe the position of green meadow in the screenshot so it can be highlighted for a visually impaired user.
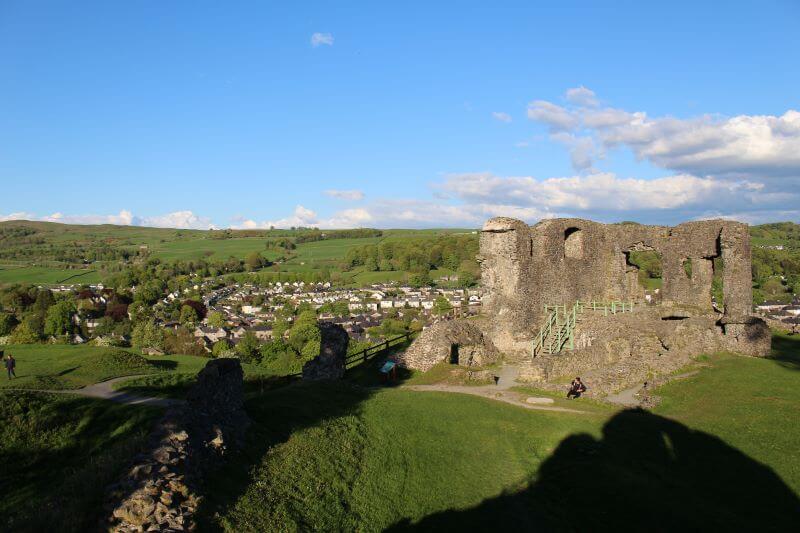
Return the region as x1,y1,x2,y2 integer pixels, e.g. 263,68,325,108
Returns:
0,265,100,285
1,333,799,530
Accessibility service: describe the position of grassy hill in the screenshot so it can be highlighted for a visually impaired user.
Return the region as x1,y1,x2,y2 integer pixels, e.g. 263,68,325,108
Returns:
0,220,475,286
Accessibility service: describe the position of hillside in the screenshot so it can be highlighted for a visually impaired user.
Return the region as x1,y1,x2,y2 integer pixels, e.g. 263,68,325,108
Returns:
0,220,477,287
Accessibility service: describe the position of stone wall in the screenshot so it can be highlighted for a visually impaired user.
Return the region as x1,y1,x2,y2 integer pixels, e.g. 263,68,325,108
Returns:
479,217,767,359
302,322,349,380
397,319,499,372
104,358,249,532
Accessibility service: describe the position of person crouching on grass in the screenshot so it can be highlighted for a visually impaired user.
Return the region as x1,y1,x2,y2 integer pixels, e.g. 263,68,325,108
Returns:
567,377,586,399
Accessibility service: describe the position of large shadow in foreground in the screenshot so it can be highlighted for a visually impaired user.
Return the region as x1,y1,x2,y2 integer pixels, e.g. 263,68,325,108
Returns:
197,353,413,530
391,408,800,532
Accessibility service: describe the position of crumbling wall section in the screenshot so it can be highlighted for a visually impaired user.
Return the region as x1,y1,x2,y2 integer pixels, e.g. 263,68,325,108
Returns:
302,322,349,381
104,358,249,532
398,319,499,372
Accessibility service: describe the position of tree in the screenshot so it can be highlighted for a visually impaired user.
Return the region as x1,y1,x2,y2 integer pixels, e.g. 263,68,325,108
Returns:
164,328,206,356
33,289,55,315
287,318,321,362
212,339,233,357
457,259,481,287
10,322,40,344
245,252,264,271
0,312,16,337
236,331,261,363
761,277,786,296
44,301,75,337
136,279,166,305
207,311,226,329
182,299,207,320
180,305,199,327
272,317,290,339
408,268,430,287
260,339,290,363
132,319,165,353
433,295,453,316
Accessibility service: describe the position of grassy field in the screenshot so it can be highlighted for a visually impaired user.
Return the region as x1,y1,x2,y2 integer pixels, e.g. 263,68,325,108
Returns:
0,265,101,285
150,238,281,262
1,333,799,530
201,333,800,531
0,220,477,285
0,344,268,391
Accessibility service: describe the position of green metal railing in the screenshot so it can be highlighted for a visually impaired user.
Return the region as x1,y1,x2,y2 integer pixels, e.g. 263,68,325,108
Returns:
532,300,635,358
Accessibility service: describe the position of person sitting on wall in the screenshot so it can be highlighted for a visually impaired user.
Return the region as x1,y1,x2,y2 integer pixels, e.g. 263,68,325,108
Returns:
567,377,586,399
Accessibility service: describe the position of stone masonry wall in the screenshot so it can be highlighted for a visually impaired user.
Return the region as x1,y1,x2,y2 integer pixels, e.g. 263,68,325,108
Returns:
479,217,767,360
104,358,249,532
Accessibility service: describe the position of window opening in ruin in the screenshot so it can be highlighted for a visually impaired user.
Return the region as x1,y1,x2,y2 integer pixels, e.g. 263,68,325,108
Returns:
710,232,724,311
661,316,689,321
564,227,583,259
449,344,460,364
625,249,663,290
682,258,693,279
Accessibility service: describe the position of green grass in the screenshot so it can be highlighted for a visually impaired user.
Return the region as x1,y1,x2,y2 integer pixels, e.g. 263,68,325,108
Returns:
201,332,800,530
0,344,268,391
151,238,281,261
0,265,100,285
0,391,160,532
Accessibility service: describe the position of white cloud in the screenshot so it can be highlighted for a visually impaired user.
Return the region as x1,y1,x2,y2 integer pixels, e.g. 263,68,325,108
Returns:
311,32,334,47
0,212,37,222
565,86,598,107
139,211,215,229
492,112,512,123
527,89,800,181
439,171,778,214
550,132,601,171
0,210,215,229
324,189,365,201
527,100,579,132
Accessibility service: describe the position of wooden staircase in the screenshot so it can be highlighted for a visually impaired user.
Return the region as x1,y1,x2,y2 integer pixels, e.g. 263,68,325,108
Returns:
531,300,635,358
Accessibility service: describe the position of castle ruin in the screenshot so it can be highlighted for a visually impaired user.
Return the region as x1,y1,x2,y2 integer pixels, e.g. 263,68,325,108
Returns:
400,217,771,395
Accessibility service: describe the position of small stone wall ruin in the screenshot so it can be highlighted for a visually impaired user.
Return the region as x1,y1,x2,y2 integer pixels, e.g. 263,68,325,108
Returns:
104,358,249,531
302,322,349,381
397,320,499,372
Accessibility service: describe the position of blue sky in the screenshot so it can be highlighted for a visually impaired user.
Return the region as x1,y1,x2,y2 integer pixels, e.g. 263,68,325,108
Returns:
1,0,799,229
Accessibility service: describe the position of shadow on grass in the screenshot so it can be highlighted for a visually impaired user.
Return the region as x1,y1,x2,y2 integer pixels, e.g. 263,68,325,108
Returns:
198,358,413,529
389,408,800,531
768,332,800,371
148,359,179,371
0,392,161,532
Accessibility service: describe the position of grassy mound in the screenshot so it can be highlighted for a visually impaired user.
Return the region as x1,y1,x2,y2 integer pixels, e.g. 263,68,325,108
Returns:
83,349,155,377
0,391,160,531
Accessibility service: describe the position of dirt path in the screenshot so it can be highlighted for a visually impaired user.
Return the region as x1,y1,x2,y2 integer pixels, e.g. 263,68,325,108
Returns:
3,375,181,408
404,383,587,414
604,370,700,407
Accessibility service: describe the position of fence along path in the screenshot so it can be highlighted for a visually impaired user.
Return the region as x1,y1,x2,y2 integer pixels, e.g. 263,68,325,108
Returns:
287,331,416,378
